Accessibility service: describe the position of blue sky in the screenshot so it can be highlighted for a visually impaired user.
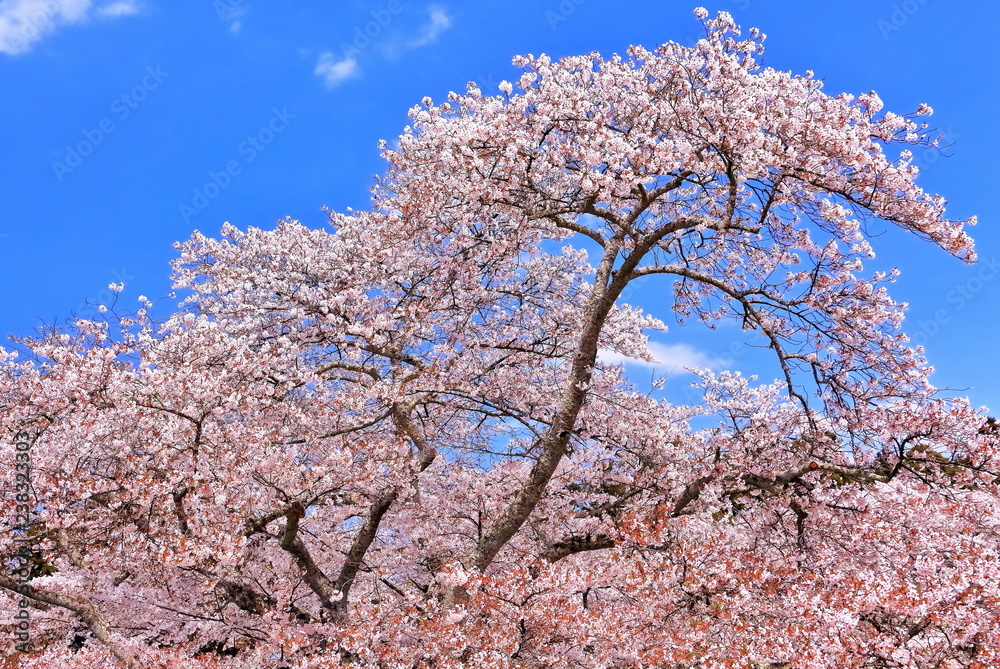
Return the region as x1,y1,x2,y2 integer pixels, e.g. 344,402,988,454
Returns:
1,0,997,411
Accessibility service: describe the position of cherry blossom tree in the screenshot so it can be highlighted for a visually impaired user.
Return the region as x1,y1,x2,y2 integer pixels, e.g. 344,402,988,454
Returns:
2,9,999,669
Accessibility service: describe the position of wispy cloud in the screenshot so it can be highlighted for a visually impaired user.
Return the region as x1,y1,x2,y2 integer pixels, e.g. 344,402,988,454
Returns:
409,5,450,47
314,52,358,88
96,0,137,17
0,0,139,56
598,342,716,376
380,5,452,58
214,0,244,33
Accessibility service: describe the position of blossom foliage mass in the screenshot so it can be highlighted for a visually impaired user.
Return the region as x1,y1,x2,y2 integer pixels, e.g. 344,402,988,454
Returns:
2,9,998,669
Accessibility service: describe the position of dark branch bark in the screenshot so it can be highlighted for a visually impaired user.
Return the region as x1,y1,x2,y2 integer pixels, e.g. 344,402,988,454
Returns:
172,486,191,536
279,502,340,616
215,579,275,615
464,200,722,577
0,577,139,668
331,402,437,611
465,236,627,574
539,533,615,563
330,492,397,612
244,502,300,537
672,475,714,517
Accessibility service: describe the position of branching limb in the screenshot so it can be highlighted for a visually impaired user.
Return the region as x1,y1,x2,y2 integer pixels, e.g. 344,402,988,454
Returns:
279,502,340,617
539,533,615,563
0,577,140,668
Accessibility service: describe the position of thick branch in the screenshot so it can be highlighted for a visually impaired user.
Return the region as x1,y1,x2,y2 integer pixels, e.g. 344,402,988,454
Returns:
333,403,437,607
672,475,715,517
332,492,396,609
540,533,615,563
542,212,607,246
279,502,340,615
172,486,191,537
0,577,139,668
466,236,627,573
463,210,725,575
244,502,300,537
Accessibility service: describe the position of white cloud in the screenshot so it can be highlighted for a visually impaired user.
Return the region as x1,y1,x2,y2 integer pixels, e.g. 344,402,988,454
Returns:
598,342,716,376
0,0,88,55
380,5,452,58
0,0,139,55
96,0,136,17
409,5,450,47
314,51,358,88
229,19,240,33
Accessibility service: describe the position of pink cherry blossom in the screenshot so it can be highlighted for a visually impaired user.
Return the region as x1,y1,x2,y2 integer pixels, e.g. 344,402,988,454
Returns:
1,9,996,669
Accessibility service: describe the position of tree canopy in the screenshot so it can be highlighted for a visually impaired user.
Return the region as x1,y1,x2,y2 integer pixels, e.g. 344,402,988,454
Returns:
2,9,998,669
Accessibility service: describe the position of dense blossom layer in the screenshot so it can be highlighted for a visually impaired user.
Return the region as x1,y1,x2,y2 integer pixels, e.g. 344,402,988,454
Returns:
1,9,996,669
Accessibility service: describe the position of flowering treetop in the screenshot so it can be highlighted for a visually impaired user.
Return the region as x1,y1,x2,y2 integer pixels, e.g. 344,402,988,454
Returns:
1,9,997,669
